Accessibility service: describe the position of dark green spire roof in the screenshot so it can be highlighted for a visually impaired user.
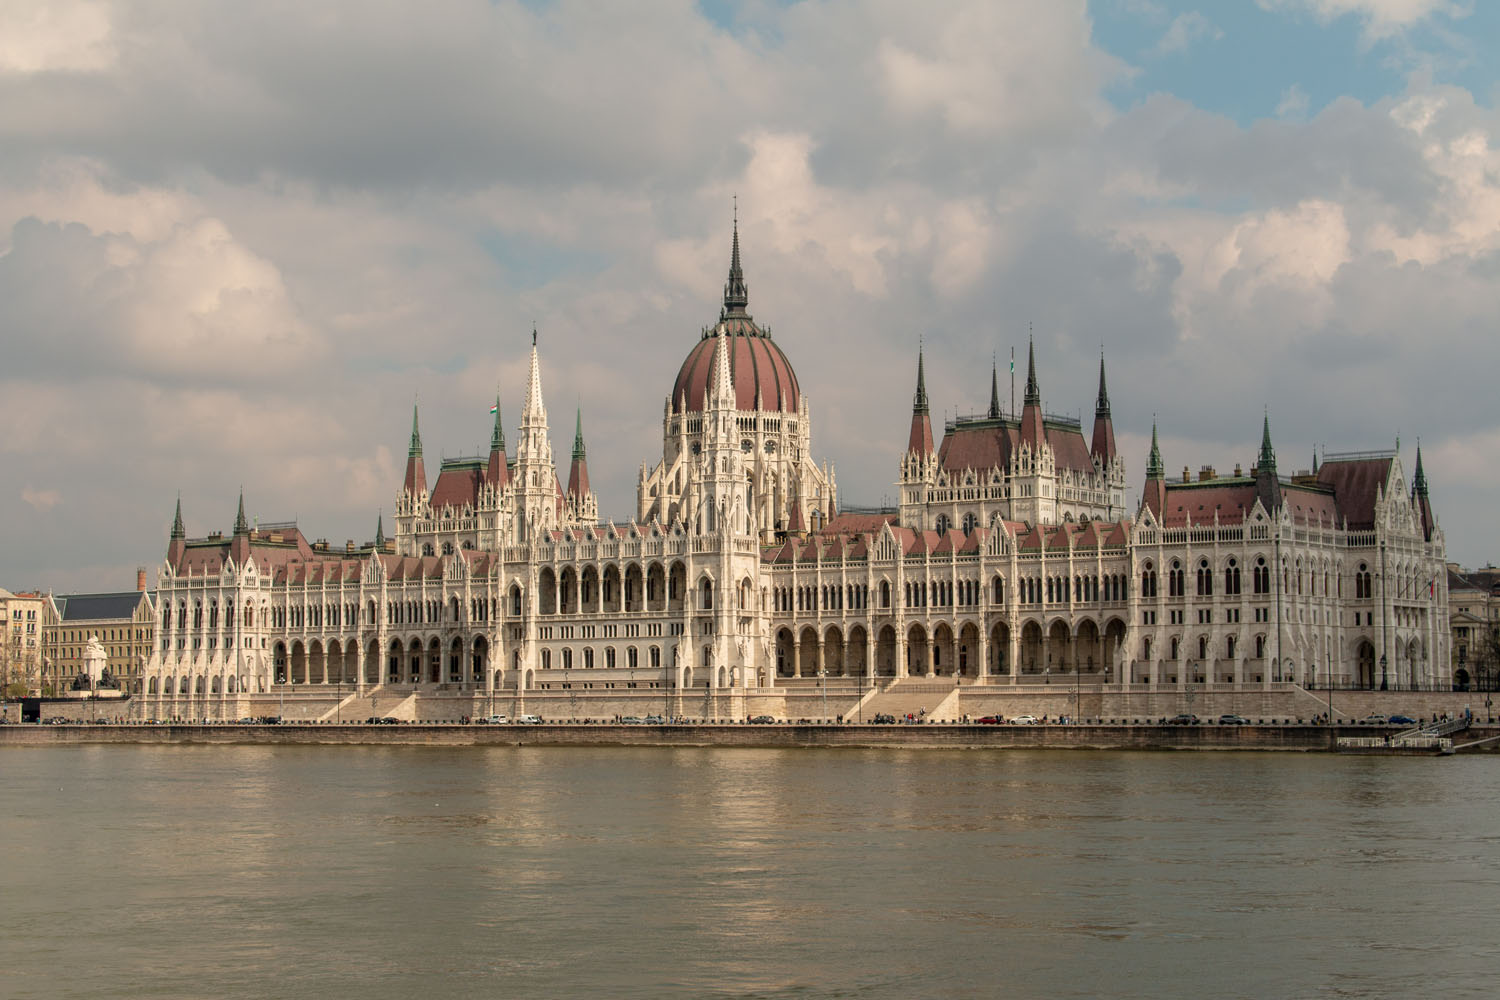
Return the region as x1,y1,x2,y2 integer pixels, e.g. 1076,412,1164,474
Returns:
988,359,1000,419
409,403,423,458
572,407,586,461
490,395,505,452
375,512,385,548
1257,412,1276,474
171,495,185,539
722,202,748,317
913,344,930,415
1147,421,1164,478
1023,336,1040,406
1095,353,1110,418
233,489,249,535
1413,444,1428,497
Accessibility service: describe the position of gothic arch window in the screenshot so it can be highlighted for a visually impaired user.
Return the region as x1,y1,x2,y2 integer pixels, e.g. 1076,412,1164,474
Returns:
1225,558,1241,596
936,514,952,534
422,543,435,557
1253,557,1270,595
1168,561,1184,598
441,541,454,555
1196,559,1213,597
962,512,978,534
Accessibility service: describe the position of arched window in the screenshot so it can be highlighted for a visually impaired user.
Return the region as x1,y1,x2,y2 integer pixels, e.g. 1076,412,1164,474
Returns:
961,512,978,534
1169,562,1184,598
1196,560,1213,597
992,576,1004,604
881,581,891,608
1253,558,1269,595
1225,558,1241,595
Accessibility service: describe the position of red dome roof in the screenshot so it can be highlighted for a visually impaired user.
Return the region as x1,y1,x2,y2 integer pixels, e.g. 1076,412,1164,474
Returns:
670,216,800,414
670,317,801,415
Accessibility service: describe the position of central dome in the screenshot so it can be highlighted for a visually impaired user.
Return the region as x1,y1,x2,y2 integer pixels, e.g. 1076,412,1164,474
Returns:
668,222,801,415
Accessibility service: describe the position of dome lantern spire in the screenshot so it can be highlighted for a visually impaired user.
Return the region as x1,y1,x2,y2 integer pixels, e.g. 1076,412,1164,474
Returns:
722,198,749,318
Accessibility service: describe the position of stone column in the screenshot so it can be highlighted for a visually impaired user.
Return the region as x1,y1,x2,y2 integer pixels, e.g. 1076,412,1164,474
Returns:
978,630,990,682
792,640,801,679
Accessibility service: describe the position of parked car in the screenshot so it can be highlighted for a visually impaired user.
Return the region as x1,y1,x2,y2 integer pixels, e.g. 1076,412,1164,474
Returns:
484,714,509,724
620,716,646,725
748,715,777,724
872,713,897,724
1388,714,1417,725
643,715,667,725
976,715,1004,725
1011,714,1039,725
517,714,543,724
1167,713,1201,725
1361,713,1389,724
1218,714,1250,725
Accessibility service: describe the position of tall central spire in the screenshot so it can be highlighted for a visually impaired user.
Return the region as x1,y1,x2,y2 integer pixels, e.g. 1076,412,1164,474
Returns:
1095,353,1111,418
722,200,748,318
1024,336,1040,406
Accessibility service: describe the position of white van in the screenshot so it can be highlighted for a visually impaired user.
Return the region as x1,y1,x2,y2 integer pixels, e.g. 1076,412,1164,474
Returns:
517,714,543,724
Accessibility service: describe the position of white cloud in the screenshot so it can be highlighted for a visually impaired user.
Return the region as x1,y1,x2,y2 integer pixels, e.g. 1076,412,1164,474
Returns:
1277,84,1311,118
21,487,62,512
1258,0,1466,39
1152,12,1223,55
0,1,114,75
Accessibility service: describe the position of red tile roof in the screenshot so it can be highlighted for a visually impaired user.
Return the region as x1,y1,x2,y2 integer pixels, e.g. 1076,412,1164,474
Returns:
1316,458,1392,529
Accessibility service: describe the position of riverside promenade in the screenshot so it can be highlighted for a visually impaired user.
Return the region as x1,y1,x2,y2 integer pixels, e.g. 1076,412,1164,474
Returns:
4,721,1497,752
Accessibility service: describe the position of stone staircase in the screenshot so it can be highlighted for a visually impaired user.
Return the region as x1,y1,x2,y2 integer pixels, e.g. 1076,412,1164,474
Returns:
319,687,418,722
859,678,962,723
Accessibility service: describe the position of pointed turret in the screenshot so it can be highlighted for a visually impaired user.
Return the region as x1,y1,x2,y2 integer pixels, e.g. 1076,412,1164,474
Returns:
1090,353,1116,463
906,345,934,456
171,496,185,540
229,488,251,565
567,408,590,499
988,360,1001,420
722,203,749,318
1254,412,1281,513
1142,421,1166,518
167,495,186,566
1019,336,1043,447
486,395,509,488
403,403,427,496
1414,444,1435,541
375,513,386,550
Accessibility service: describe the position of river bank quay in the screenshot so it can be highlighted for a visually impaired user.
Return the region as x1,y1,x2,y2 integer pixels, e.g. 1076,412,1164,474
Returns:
3,720,1497,752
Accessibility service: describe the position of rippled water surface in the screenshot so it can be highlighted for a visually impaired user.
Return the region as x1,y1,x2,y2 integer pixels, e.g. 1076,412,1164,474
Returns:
2,747,1497,999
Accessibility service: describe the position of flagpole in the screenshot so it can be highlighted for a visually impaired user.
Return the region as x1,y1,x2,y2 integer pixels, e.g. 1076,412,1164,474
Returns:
1009,346,1014,418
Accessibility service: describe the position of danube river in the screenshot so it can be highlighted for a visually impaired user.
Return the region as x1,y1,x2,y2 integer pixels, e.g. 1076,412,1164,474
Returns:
2,747,1496,999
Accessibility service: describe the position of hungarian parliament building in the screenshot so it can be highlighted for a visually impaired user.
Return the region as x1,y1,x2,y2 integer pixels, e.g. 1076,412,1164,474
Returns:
140,225,1451,719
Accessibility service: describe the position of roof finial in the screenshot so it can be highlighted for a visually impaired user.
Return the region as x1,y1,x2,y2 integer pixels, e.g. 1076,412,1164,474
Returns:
491,393,505,452
532,324,537,347
723,200,748,317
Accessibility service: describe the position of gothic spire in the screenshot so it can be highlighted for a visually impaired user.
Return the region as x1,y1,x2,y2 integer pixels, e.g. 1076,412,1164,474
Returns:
1095,352,1110,418
491,394,505,452
1257,412,1276,474
375,512,385,548
1023,335,1040,406
1413,443,1428,497
233,488,249,535
988,358,1000,420
572,407,586,462
171,495,185,540
408,403,423,458
913,344,930,416
1147,421,1164,478
723,200,748,317
566,407,590,500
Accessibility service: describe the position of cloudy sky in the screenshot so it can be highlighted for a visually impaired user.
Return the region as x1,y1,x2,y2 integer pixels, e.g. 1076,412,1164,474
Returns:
3,0,1497,592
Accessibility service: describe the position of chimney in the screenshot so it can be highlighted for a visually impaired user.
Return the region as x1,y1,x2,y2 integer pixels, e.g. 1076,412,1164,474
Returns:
1182,466,1190,482
136,567,147,592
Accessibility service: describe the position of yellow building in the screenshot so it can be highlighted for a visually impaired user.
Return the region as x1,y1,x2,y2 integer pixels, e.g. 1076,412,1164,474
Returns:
42,583,156,695
1,587,45,696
